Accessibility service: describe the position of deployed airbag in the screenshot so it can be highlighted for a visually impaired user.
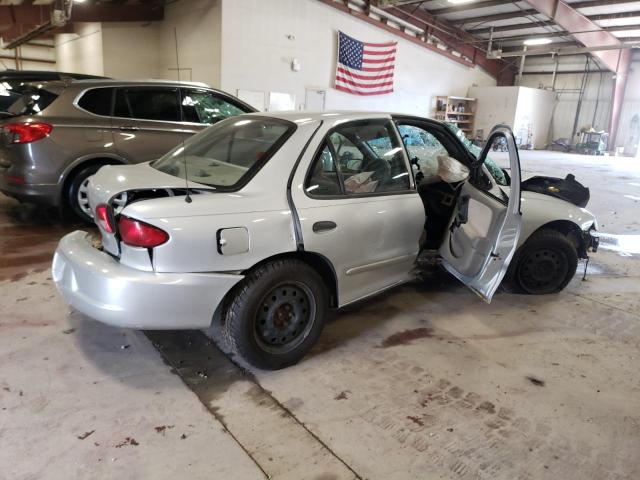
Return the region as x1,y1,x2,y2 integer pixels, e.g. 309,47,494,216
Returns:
521,174,590,208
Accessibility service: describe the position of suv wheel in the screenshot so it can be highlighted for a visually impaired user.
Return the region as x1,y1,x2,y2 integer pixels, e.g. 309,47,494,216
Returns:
223,259,328,370
66,164,104,224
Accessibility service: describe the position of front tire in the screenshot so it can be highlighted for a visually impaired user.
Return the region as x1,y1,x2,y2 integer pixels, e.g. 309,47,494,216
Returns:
222,259,329,370
508,229,578,294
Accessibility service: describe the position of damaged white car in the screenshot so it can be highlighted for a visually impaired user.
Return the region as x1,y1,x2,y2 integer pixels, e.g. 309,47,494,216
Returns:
52,112,598,369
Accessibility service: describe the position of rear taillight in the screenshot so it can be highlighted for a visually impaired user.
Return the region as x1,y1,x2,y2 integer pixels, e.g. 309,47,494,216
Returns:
95,204,115,233
118,216,169,248
2,122,53,144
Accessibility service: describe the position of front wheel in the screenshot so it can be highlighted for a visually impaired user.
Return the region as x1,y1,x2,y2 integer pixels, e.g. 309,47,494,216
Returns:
222,259,329,370
508,229,578,294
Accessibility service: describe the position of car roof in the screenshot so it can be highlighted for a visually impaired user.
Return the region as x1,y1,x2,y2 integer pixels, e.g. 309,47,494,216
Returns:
0,70,105,80
251,111,394,123
249,111,445,126
57,78,211,88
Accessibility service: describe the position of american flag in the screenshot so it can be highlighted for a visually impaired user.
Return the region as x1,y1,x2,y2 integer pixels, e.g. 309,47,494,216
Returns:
335,31,397,96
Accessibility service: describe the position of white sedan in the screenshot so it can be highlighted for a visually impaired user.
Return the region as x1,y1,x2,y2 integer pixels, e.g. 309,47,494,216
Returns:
52,112,598,369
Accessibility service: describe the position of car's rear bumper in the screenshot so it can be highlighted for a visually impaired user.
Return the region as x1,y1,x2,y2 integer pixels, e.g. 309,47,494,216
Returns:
52,231,244,329
0,174,59,205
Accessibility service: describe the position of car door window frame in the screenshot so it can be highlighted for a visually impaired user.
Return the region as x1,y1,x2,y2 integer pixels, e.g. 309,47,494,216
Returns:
304,119,416,200
112,86,182,124
394,116,509,206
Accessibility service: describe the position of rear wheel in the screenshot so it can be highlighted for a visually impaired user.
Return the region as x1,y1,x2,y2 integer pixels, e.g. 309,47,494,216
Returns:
223,259,328,370
509,229,578,294
66,164,104,224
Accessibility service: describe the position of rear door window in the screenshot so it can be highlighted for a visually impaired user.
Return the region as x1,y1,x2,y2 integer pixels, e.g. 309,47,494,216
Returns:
181,88,249,124
77,88,113,116
113,88,180,122
305,119,411,196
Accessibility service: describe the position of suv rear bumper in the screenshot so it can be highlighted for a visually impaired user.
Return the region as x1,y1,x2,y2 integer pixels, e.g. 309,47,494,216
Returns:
52,231,244,329
0,174,59,205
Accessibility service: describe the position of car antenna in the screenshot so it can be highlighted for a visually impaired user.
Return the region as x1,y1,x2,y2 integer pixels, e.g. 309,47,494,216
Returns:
174,27,192,204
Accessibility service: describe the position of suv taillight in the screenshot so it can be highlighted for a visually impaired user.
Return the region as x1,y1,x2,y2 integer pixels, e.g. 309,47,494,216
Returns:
95,204,115,233
118,216,169,248
2,122,52,144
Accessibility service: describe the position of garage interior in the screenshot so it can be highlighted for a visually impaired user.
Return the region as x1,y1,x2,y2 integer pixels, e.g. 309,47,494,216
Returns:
1,0,640,479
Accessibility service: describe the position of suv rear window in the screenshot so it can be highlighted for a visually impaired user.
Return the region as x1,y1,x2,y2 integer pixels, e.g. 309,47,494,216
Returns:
77,88,112,116
152,116,295,189
7,88,58,116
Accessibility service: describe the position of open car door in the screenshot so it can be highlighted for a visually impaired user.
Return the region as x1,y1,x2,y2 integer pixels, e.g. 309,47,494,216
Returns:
439,125,522,302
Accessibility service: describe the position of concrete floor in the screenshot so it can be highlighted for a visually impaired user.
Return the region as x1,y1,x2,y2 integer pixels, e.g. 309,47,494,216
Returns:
1,150,639,480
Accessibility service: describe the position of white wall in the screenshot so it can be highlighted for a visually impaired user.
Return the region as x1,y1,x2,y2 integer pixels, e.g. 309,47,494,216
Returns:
521,55,615,143
0,43,56,71
469,85,556,148
616,59,640,156
102,22,161,79
55,23,104,76
469,86,520,139
220,0,496,114
156,0,222,86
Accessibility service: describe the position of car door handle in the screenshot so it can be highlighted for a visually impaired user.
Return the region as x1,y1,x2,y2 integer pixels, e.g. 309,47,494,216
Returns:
313,221,337,233
119,126,139,131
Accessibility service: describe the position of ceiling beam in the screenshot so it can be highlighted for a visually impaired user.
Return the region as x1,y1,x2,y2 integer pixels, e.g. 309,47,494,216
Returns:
388,4,517,84
500,35,640,53
377,0,429,6
523,0,631,147
455,0,636,26
69,4,164,22
495,41,638,56
470,10,640,35
428,0,517,17
456,8,538,25
527,0,622,72
472,20,555,34
490,22,640,42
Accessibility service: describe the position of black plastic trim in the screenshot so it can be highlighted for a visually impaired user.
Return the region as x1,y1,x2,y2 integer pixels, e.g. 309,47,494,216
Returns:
286,120,324,251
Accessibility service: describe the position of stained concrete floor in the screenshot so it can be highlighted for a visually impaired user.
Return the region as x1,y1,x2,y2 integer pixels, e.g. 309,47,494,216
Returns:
1,150,639,480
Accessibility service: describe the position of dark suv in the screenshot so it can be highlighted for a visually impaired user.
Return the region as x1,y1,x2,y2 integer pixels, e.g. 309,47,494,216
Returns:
0,79,255,221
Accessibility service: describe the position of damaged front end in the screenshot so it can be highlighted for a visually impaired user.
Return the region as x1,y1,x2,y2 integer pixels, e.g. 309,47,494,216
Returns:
522,174,590,208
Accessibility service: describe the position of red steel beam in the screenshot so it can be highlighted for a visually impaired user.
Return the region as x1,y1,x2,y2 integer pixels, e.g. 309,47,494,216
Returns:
524,0,630,147
318,0,475,68
389,4,516,84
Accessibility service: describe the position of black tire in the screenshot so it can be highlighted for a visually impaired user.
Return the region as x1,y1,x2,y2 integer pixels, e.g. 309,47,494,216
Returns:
65,163,104,224
507,229,578,294
222,259,329,370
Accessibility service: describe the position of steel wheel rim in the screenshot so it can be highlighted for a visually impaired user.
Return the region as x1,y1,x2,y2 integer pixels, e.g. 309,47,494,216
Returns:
254,281,316,354
518,247,568,292
77,178,93,218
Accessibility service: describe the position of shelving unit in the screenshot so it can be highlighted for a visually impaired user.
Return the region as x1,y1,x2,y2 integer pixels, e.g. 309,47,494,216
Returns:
434,96,477,136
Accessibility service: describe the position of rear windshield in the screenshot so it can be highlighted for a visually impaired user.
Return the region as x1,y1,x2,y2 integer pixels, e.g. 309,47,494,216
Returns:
152,116,295,189
7,87,58,116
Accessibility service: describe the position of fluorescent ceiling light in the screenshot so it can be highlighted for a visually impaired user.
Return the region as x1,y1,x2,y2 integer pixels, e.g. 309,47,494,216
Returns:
447,0,475,4
523,38,553,46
